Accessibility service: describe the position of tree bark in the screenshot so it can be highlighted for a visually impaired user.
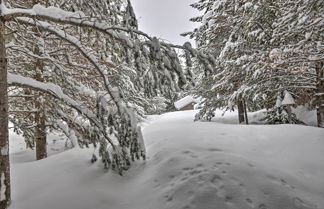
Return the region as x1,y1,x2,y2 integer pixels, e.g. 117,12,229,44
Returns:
0,9,11,209
33,31,47,160
315,61,324,127
237,100,245,124
35,108,47,160
243,100,249,125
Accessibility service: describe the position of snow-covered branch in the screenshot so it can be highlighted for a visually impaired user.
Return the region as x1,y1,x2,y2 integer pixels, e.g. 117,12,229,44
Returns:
7,73,116,149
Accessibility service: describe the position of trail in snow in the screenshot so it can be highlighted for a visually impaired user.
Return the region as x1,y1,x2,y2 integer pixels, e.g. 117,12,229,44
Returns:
143,111,324,209
9,110,324,209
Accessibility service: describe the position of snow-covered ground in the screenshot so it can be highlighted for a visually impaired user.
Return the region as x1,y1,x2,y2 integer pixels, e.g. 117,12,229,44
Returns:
9,110,324,209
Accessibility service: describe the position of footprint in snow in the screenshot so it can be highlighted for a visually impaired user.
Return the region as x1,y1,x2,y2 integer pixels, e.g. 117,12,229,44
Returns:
182,150,199,158
196,163,204,167
258,203,268,209
280,178,295,189
248,163,255,168
294,197,317,208
182,167,193,171
215,161,231,166
210,174,222,183
225,195,233,202
169,175,175,179
246,198,255,208
164,194,173,202
207,148,223,152
182,150,191,155
189,170,202,175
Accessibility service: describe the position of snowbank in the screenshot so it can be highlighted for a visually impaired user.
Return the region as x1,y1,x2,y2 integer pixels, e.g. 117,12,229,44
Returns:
9,110,324,209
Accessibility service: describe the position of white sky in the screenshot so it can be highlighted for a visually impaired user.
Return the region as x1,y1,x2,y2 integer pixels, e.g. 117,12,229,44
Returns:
131,0,200,45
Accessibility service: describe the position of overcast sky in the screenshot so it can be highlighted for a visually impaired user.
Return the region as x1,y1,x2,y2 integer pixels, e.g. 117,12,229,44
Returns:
131,0,200,45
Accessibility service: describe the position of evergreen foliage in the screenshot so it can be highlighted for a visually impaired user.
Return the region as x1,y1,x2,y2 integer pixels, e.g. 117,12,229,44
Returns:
188,0,324,126
2,0,216,175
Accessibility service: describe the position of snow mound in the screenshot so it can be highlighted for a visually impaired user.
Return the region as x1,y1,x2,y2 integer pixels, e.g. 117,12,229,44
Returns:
9,110,324,209
282,90,296,105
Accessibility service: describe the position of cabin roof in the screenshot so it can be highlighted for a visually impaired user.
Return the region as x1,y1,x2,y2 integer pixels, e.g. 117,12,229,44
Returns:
174,96,197,110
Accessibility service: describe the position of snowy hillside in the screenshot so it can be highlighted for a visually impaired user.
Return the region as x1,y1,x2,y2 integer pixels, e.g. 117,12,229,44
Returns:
9,110,324,209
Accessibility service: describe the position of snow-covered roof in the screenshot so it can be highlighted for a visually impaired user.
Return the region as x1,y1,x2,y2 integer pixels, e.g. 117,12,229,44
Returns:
174,96,197,110
282,90,295,105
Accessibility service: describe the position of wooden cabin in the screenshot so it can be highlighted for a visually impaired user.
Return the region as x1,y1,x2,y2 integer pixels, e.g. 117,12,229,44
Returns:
174,96,197,111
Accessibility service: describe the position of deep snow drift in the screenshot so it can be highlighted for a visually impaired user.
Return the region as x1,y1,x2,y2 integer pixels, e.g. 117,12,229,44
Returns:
9,110,324,209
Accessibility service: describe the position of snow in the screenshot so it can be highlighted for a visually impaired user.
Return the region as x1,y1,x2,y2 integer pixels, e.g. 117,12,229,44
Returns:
282,90,296,105
275,96,282,107
269,48,281,59
8,110,324,209
8,73,98,121
219,40,239,59
2,4,135,48
174,95,198,110
0,144,8,156
1,3,84,19
244,2,253,10
0,172,5,201
292,106,318,127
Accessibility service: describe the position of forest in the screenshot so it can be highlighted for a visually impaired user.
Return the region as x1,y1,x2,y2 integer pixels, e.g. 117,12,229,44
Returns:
0,0,323,209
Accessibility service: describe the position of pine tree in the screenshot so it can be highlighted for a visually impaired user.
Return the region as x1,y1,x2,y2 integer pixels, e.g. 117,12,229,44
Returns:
189,0,323,126
269,0,324,127
0,1,10,208
0,5,213,208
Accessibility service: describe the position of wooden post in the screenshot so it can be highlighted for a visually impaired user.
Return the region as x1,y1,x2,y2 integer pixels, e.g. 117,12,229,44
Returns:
0,1,11,207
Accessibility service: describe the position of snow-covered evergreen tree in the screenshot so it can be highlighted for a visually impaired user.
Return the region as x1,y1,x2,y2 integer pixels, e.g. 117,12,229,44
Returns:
267,0,324,126
2,0,214,180
189,0,323,126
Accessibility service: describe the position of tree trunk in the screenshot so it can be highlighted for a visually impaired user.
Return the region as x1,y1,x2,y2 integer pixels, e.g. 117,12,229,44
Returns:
237,100,245,124
35,109,47,160
0,11,11,209
33,26,47,160
243,100,249,125
315,61,324,127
